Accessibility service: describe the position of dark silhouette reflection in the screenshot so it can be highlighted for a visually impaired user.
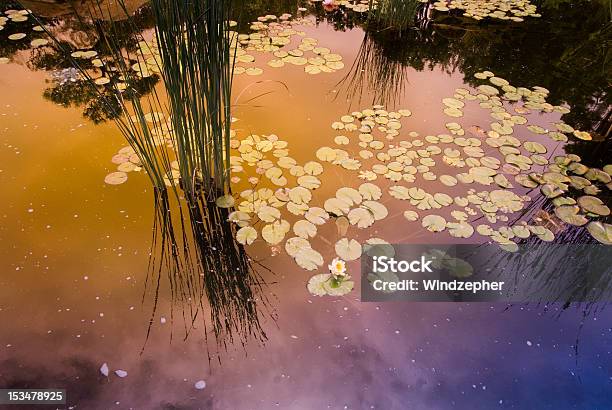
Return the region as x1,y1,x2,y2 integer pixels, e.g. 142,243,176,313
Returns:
482,237,612,316
0,1,53,58
367,0,426,30
338,32,411,107
19,0,274,354
146,189,271,357
565,135,612,171
334,0,610,133
1,1,160,123
495,135,612,316
41,72,159,123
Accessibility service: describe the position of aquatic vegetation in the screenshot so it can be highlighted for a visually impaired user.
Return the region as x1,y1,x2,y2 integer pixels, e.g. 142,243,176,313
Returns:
99,20,610,295
0,8,50,59
23,0,272,349
329,0,609,132
128,12,345,81
106,145,145,183
307,257,354,296
138,0,272,349
150,0,236,196
338,32,410,105
312,0,373,14
432,0,540,21
366,0,426,29
317,0,538,25
234,13,345,75
7,0,608,309
587,221,612,244
219,67,609,299
529,153,612,244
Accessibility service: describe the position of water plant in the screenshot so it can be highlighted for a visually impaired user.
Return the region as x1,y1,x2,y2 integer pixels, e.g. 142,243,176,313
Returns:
232,14,345,76
19,0,271,352
223,69,610,307
150,0,235,196
307,257,355,296
337,32,410,106
367,0,424,29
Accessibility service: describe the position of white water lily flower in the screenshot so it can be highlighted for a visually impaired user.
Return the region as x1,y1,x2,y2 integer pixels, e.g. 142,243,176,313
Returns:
328,257,347,276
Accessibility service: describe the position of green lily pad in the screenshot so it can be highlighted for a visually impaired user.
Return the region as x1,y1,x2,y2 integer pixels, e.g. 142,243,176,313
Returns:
324,278,354,296
215,194,235,208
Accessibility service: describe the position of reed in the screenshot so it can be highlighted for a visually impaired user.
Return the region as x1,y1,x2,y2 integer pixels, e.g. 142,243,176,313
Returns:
151,0,234,197
337,32,410,106
367,0,422,30
336,0,429,106
23,0,269,353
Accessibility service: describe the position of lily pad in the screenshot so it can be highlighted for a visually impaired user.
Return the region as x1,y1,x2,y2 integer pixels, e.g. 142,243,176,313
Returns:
335,238,361,261
577,196,610,216
348,207,374,228
447,222,475,238
359,183,382,200
297,175,321,189
324,279,354,296
293,220,317,238
336,187,362,206
586,222,612,245
295,247,324,270
285,237,311,257
422,215,446,232
215,194,235,208
236,226,257,245
554,205,588,226
104,171,128,185
307,274,331,296
262,221,288,244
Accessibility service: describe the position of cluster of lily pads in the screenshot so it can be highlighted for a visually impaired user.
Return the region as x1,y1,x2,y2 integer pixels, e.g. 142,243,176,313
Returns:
218,130,396,292
315,104,549,251
311,0,539,23
233,13,344,75
128,13,345,80
0,8,49,64
432,0,540,21
225,133,328,262
105,146,144,185
220,70,610,297
62,37,161,90
67,49,124,87
104,112,174,186
132,40,164,79
311,0,374,13
541,156,611,244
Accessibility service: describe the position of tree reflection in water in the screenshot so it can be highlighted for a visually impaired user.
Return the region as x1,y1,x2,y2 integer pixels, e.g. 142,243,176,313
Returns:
334,0,610,134
12,0,274,356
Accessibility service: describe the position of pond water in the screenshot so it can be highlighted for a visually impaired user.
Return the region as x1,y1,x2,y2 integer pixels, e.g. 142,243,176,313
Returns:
0,0,611,409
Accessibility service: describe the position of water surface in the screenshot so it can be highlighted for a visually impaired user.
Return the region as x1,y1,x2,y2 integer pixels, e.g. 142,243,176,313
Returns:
0,1,611,408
